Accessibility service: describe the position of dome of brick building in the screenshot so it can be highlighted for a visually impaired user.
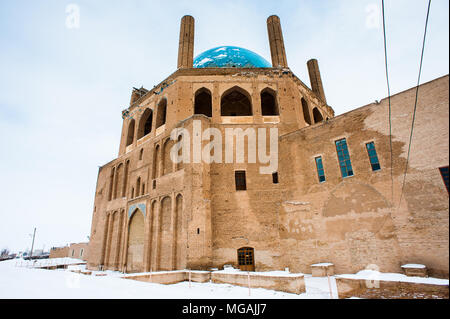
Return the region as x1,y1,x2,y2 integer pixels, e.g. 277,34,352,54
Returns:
193,46,271,68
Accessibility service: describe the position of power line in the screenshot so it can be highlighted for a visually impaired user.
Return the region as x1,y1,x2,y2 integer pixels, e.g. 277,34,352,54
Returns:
381,0,394,204
398,0,432,208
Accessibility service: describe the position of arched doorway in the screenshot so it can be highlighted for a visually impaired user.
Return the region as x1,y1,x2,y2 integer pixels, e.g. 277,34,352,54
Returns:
126,209,145,273
237,247,255,271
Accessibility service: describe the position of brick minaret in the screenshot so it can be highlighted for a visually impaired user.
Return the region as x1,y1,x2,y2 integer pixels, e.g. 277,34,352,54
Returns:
307,59,327,104
177,15,195,69
267,15,288,68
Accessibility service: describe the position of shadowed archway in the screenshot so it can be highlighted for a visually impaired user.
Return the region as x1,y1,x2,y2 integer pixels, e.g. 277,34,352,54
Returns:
126,209,145,273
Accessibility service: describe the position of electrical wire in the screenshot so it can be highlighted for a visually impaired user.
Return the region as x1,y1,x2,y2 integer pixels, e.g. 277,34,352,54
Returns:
398,0,432,208
381,0,394,204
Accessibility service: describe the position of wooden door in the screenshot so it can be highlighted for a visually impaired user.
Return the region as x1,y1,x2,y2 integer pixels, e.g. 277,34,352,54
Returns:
237,247,255,271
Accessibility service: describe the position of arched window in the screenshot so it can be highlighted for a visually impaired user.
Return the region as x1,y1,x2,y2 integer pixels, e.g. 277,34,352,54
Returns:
108,167,115,201
301,98,311,125
156,99,167,128
194,88,212,117
163,139,174,176
137,108,153,139
152,145,160,179
261,88,279,116
126,119,135,146
136,177,141,197
313,107,324,123
221,87,252,116
176,135,183,171
114,163,123,199
122,160,129,197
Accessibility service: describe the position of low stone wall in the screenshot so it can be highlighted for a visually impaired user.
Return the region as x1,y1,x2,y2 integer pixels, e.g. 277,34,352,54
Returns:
122,269,305,294
311,263,334,277
123,270,211,285
401,265,427,277
336,277,449,299
211,272,305,295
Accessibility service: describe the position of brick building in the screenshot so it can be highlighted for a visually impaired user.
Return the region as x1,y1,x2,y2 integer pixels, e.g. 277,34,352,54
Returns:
86,16,449,277
50,242,89,261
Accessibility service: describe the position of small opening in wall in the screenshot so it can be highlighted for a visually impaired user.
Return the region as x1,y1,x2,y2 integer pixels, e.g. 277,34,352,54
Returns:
197,228,200,234
235,170,247,191
272,172,279,184
152,180,156,189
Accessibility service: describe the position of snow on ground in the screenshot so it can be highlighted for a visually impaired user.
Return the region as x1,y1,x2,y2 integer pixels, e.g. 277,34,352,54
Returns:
336,270,449,286
0,259,338,299
3,259,446,299
213,266,304,278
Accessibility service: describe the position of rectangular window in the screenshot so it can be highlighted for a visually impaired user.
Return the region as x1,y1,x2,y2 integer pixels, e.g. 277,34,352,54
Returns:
235,171,247,191
335,138,354,178
272,172,279,184
439,166,449,194
315,156,326,183
366,142,381,171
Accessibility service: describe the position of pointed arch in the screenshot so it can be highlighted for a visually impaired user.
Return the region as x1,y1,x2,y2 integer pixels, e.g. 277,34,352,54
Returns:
114,163,124,199
108,167,115,201
261,88,279,116
159,196,172,270
301,98,311,125
122,160,130,197
126,119,135,146
136,177,141,197
156,98,167,128
194,88,212,117
173,194,183,270
126,208,145,273
313,107,324,123
137,108,153,139
152,144,161,179
221,86,252,116
176,135,184,171
163,138,174,175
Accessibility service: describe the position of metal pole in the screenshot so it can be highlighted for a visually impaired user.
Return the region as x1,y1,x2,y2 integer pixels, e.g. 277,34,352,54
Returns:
247,271,251,296
189,269,191,288
327,274,333,299
29,228,36,260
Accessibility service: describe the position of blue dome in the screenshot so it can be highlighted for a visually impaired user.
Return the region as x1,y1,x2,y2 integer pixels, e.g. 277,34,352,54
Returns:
193,46,271,68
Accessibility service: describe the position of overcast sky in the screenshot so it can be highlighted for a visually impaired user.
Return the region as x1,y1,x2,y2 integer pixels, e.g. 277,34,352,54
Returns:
0,0,448,253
